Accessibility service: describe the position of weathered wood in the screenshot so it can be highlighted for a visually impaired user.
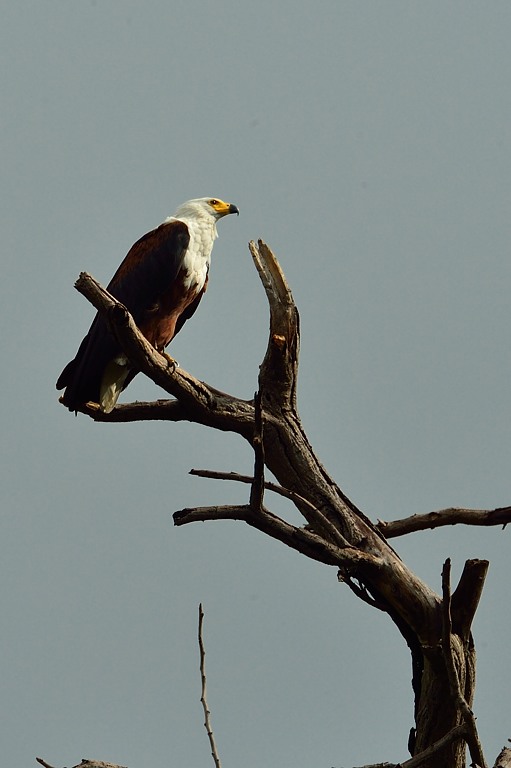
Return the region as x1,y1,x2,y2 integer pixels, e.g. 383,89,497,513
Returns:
493,747,511,768
378,506,511,538
37,760,127,768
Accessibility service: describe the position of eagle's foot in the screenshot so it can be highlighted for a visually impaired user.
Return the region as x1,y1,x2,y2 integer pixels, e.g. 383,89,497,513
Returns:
161,352,179,371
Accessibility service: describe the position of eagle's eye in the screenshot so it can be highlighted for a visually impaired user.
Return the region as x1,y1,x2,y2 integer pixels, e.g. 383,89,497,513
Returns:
209,199,219,206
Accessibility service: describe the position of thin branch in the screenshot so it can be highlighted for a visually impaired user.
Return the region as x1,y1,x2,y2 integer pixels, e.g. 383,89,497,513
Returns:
442,559,487,768
190,468,320,512
378,506,511,538
174,503,378,570
351,725,470,768
189,468,351,549
399,723,470,768
186,475,442,644
198,604,222,768
65,398,189,422
36,762,127,768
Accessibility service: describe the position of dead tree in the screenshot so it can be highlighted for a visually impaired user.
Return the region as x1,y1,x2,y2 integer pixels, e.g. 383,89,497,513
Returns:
60,240,511,768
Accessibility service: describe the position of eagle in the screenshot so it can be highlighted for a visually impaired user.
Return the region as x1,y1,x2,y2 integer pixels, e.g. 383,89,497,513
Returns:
57,197,239,413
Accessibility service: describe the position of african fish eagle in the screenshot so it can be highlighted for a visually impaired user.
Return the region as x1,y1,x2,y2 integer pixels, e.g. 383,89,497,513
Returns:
57,197,239,413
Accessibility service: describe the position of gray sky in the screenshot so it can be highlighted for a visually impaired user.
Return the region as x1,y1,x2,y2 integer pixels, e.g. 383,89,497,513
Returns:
2,2,511,766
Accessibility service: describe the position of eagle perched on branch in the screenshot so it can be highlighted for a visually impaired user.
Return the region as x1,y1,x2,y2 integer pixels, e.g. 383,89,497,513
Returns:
57,197,239,413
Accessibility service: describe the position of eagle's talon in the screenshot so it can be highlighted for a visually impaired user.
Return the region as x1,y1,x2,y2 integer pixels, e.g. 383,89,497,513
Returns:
162,352,179,370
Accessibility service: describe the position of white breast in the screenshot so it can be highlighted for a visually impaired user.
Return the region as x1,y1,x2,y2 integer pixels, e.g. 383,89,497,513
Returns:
167,214,217,291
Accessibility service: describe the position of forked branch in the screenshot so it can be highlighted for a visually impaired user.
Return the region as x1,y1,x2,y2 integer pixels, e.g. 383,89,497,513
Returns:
174,502,376,569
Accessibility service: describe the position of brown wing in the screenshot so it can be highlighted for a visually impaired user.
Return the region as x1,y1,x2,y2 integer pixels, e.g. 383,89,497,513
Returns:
57,220,190,411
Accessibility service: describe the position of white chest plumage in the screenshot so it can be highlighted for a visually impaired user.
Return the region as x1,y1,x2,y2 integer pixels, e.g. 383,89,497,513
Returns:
168,214,218,291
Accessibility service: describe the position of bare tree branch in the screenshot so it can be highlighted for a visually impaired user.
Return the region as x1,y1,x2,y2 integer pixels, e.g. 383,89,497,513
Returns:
66,398,189,423
351,725,470,768
451,559,489,641
190,467,317,506
399,724,470,768
378,506,511,538
188,468,351,549
249,239,299,411
174,503,378,569
442,559,487,768
198,604,222,768
37,761,127,768
72,273,255,438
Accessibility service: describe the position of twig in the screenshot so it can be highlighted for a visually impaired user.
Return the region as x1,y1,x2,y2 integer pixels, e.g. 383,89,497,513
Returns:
378,506,511,538
398,723,469,768
191,468,321,512
441,559,487,768
198,604,222,768
36,760,56,768
189,468,351,549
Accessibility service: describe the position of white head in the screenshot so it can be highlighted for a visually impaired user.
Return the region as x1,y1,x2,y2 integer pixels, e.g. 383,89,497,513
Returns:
173,197,239,222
